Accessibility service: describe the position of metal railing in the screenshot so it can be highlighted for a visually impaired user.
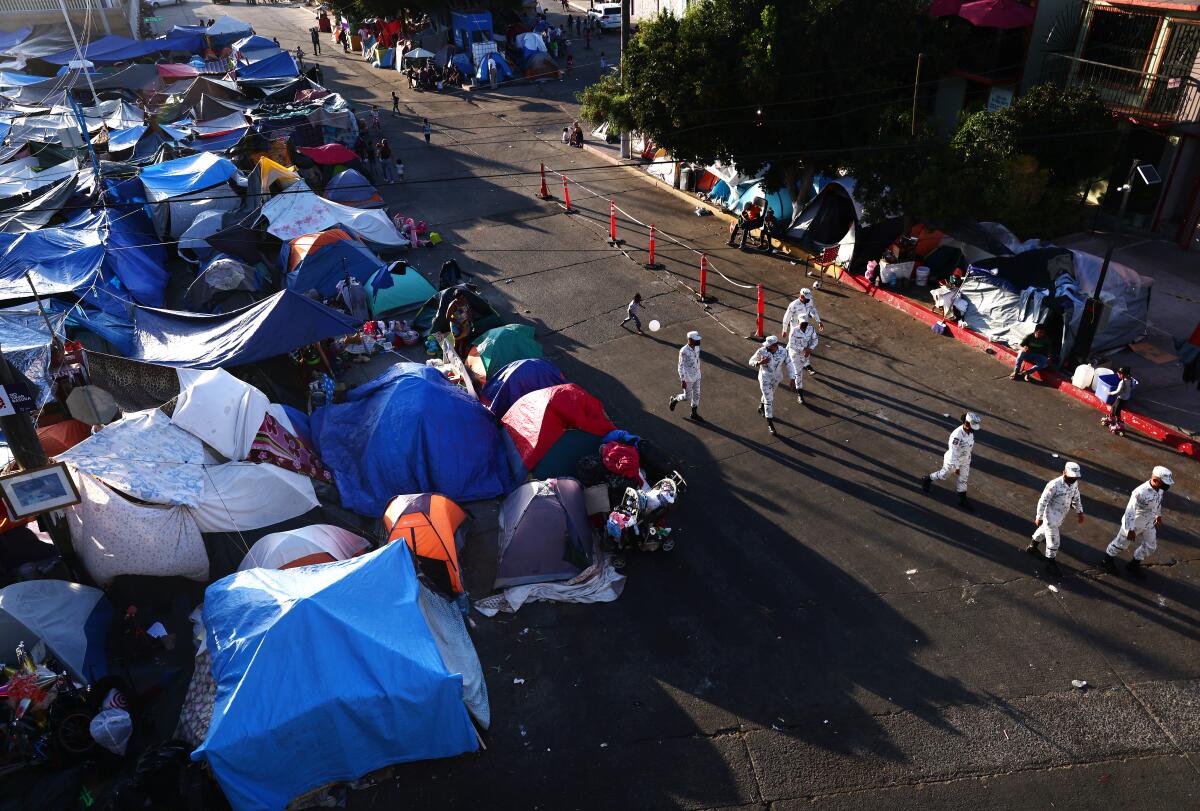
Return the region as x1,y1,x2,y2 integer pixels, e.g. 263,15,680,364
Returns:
0,0,119,12
1042,51,1200,125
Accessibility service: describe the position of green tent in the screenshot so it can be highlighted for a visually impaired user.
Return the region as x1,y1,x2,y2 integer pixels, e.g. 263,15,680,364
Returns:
469,324,543,380
367,265,438,318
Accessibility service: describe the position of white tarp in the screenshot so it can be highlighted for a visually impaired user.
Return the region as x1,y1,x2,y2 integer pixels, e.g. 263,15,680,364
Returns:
193,463,319,533
474,553,625,616
260,180,407,246
0,157,76,198
68,472,209,586
79,99,145,130
172,368,269,461
207,16,254,36
191,112,249,137
417,583,491,728
8,113,87,147
58,409,205,507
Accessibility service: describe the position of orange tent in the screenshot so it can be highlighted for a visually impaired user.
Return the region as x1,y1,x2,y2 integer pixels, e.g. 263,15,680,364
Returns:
286,228,357,271
38,419,92,456
383,493,468,594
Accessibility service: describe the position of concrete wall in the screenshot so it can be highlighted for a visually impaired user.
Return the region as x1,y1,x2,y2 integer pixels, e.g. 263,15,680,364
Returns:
0,0,131,39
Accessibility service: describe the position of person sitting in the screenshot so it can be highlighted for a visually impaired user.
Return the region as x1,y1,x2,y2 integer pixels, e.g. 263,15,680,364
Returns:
728,201,762,249
758,209,781,253
1012,324,1053,382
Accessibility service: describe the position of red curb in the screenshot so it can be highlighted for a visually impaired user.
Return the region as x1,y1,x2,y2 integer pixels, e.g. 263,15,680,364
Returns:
838,270,1197,460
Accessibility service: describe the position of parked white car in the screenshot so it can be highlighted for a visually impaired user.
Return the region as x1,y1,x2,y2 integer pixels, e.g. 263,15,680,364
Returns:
587,3,623,31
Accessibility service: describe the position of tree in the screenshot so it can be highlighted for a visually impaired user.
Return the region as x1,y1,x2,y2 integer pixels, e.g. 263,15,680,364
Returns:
578,0,953,217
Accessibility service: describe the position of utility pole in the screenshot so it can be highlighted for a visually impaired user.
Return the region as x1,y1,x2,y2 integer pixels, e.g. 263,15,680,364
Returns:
58,0,101,107
619,0,631,160
0,347,82,580
910,53,923,136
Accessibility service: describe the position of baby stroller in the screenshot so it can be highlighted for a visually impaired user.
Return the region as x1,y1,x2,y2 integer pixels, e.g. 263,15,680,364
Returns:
605,471,687,569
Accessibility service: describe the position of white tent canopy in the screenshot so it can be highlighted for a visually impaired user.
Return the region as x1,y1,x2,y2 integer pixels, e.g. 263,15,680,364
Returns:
239,524,370,571
261,180,408,246
207,16,254,36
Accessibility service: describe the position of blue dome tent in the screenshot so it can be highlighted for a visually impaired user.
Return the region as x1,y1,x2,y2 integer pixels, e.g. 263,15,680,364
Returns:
481,358,566,418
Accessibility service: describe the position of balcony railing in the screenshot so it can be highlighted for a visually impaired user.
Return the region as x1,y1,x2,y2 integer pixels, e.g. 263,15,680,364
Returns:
0,0,119,12
1042,51,1200,126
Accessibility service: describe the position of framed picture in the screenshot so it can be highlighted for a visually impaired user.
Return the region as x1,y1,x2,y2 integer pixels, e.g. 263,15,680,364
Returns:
0,463,81,519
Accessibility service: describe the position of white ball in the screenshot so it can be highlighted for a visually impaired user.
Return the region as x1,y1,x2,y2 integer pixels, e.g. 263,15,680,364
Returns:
648,319,661,332
812,280,822,290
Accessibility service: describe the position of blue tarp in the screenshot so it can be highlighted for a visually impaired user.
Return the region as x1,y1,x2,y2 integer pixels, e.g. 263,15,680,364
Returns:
233,34,277,55
0,70,46,87
288,239,384,298
451,11,492,33
43,31,204,65
193,127,250,153
235,50,299,80
732,180,793,221
138,152,238,200
195,541,477,811
312,363,515,515
482,358,566,418
0,209,167,313
129,290,359,368
0,28,32,53
0,305,66,407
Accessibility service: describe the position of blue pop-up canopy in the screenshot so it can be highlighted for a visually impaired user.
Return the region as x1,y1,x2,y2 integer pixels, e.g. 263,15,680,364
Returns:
312,363,515,515
129,290,359,368
195,541,478,811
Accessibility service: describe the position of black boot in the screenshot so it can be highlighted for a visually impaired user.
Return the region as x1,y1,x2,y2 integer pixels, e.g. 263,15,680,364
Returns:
668,396,677,412
920,475,931,493
1099,554,1117,575
766,418,777,436
1025,542,1041,557
757,403,764,416
1126,559,1146,579
690,407,705,423
958,492,974,512
1045,558,1063,578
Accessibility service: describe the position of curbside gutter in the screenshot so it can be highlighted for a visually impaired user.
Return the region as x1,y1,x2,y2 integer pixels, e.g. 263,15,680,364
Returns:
837,270,1197,460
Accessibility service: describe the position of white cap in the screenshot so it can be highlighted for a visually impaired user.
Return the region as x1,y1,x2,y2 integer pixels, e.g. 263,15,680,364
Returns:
764,335,779,347
1152,465,1174,485
687,331,701,341
800,287,812,298
1063,462,1082,478
90,708,132,755
965,412,981,428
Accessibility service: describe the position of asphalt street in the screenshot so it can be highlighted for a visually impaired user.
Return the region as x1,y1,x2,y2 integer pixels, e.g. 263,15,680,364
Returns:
186,3,1200,807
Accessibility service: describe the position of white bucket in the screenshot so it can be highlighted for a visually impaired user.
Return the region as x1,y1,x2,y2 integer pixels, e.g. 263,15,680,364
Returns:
879,265,897,285
914,266,931,286
1071,364,1095,390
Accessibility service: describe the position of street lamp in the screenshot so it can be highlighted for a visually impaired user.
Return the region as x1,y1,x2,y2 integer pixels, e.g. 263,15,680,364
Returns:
1069,158,1161,366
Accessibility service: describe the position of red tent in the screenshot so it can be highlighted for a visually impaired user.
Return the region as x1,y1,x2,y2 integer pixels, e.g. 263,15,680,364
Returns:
502,384,614,473
297,143,360,166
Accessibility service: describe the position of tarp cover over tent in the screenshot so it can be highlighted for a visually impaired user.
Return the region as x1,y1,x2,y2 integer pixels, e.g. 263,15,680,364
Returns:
311,363,515,515
260,180,408,246
288,236,384,298
481,358,566,418
383,493,468,595
195,540,479,811
138,152,241,238
0,305,66,407
0,580,111,684
234,50,299,80
495,478,592,588
466,324,543,384
129,290,360,368
502,384,615,477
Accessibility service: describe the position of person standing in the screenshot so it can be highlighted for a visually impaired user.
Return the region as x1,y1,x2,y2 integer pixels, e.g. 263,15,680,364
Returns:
378,139,395,183
310,27,321,55
921,412,981,511
620,293,645,334
782,287,823,371
391,91,400,116
781,316,817,405
749,335,797,436
668,331,704,422
1101,466,1173,578
422,118,432,144
363,138,379,181
446,289,473,358
369,105,382,137
294,46,305,70
1027,462,1084,578
599,52,606,71
394,154,405,183
1101,366,1134,436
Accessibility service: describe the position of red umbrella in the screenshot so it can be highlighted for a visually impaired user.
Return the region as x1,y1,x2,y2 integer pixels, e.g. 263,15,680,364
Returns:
929,0,964,16
958,0,1036,29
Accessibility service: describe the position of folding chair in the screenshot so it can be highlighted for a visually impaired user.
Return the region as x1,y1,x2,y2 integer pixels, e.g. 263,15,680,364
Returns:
806,245,842,284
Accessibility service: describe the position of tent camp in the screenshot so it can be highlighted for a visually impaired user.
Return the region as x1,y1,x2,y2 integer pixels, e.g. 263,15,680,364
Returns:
238,524,370,571
195,541,479,811
465,324,543,385
311,363,515,515
383,493,469,595
502,383,615,478
138,152,241,238
0,580,111,684
495,478,592,588
481,358,567,418
129,290,360,368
